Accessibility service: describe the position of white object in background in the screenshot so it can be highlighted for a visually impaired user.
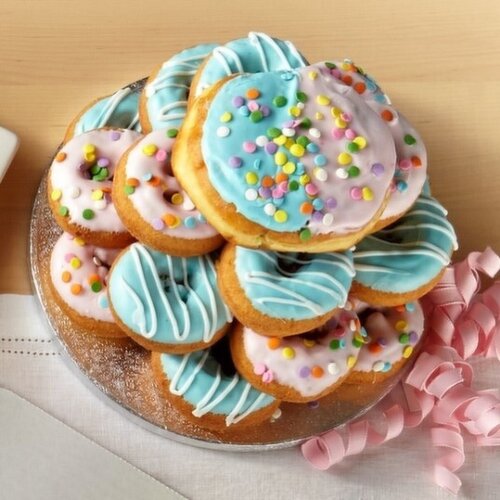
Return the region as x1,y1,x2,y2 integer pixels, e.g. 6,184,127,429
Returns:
0,126,19,183
0,389,186,500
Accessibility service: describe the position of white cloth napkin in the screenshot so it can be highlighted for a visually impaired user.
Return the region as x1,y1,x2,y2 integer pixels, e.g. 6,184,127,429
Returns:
1,294,499,499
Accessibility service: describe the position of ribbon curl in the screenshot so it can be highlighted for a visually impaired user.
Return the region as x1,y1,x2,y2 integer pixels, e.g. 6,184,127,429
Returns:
301,248,500,495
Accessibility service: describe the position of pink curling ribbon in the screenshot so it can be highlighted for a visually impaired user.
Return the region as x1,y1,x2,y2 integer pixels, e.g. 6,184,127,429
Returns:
301,248,500,495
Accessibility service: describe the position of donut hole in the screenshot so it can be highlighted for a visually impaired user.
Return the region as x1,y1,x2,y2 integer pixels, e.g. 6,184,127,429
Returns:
207,336,237,377
159,274,190,302
276,253,310,276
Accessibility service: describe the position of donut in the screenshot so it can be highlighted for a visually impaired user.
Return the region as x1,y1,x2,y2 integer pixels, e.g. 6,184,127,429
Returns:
230,309,363,403
48,128,141,248
172,62,397,252
326,59,427,229
65,84,142,142
151,340,280,430
217,244,355,337
351,194,458,306
49,232,124,338
346,300,425,383
140,43,218,133
190,31,307,100
107,243,232,353
113,129,223,255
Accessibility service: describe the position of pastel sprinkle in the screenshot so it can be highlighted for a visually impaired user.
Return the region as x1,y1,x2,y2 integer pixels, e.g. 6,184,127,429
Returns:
55,152,66,162
308,71,318,80
142,144,158,156
70,257,81,269
151,218,165,230
327,362,339,375
316,95,330,106
255,135,268,147
296,91,308,103
110,131,121,141
347,355,357,368
322,213,334,226
373,360,385,372
403,346,414,358
283,142,303,157
171,193,184,205
396,320,408,331
362,187,374,201
353,136,367,149
337,152,352,165
314,168,328,182
253,363,266,376
228,156,242,168
184,216,197,229
246,88,260,99
274,210,288,223
51,189,62,201
166,129,178,138
82,209,94,220
217,126,230,137
232,96,245,107
282,347,295,359
70,283,82,295
326,197,338,209
299,366,311,378
314,154,327,166
303,339,316,348
264,203,276,216
404,134,417,145
220,112,232,122
245,188,258,201
311,366,324,378
61,271,71,283
371,163,385,176
273,95,287,107
336,168,348,179
299,228,311,241
274,152,287,166
350,187,363,200
399,333,410,344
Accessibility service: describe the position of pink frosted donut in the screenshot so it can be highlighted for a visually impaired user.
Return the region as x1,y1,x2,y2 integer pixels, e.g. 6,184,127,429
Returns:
230,308,363,403
48,128,141,248
347,299,425,383
49,232,124,338
113,129,223,256
327,59,427,228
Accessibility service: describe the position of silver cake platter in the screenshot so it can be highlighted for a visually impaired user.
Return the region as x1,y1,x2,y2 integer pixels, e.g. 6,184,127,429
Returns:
29,80,421,451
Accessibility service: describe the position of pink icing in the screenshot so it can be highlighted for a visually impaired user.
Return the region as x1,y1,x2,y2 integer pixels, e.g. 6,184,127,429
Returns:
123,129,219,239
49,128,141,232
328,60,427,220
293,63,397,234
50,232,120,322
242,309,362,398
353,300,425,373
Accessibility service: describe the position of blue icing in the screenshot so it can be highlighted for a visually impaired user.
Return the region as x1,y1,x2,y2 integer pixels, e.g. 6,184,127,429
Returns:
422,177,431,196
145,43,219,130
197,32,307,95
353,195,457,293
108,243,232,345
74,87,141,135
234,247,355,320
160,350,275,425
202,71,313,232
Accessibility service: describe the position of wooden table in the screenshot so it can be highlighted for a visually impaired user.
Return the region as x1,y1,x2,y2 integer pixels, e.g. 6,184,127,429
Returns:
1,0,499,294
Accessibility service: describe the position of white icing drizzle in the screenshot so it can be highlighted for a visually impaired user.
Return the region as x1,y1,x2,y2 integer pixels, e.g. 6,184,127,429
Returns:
145,51,212,125
119,244,221,342
245,251,354,312
82,87,139,132
248,32,306,70
168,352,268,426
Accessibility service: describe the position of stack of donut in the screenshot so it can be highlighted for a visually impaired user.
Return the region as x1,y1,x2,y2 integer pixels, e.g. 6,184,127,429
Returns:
46,32,458,430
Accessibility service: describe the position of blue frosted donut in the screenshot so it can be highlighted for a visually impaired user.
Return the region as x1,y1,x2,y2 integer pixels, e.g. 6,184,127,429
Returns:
142,43,219,132
108,243,232,352
152,349,278,428
193,31,308,98
70,86,141,138
234,247,354,319
352,194,458,298
218,245,355,336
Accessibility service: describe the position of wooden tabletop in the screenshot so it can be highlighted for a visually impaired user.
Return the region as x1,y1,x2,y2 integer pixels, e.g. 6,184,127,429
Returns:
1,0,499,294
